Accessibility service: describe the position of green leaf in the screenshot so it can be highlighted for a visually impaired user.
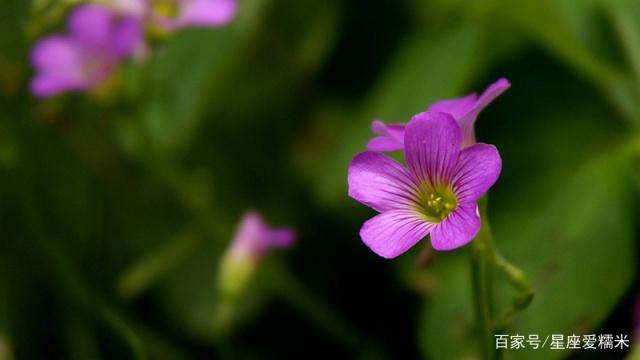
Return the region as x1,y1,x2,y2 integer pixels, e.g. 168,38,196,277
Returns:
495,0,640,126
140,27,241,158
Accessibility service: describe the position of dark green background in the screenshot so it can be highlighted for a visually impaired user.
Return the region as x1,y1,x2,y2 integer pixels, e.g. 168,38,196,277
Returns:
0,0,639,358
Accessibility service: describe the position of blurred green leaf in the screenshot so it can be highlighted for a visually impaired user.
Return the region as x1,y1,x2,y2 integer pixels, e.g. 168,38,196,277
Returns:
140,27,242,158
137,0,340,160
155,236,244,341
607,0,640,85
116,226,203,300
495,0,640,126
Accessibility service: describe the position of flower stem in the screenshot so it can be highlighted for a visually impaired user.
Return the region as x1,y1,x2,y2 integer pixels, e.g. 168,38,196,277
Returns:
470,197,534,359
490,250,534,330
470,205,495,360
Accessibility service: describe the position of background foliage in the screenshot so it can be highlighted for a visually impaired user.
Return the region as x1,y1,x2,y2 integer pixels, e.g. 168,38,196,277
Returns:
1,0,639,358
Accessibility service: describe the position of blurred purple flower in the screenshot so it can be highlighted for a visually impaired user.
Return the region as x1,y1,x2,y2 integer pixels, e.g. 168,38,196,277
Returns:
226,211,296,262
367,78,510,152
30,5,142,97
107,0,149,18
219,211,295,296
349,112,501,258
153,0,237,31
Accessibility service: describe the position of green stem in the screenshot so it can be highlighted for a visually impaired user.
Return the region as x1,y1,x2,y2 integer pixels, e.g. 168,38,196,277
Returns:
490,250,534,330
470,219,494,360
472,197,534,347
116,226,203,300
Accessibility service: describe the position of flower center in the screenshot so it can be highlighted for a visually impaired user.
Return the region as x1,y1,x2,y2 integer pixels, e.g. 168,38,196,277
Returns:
154,0,180,19
415,184,457,222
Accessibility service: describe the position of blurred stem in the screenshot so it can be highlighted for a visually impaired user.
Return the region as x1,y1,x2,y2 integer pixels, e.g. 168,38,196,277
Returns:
153,163,231,240
609,4,640,90
490,251,534,329
116,225,203,300
12,114,146,360
0,263,12,360
469,198,495,360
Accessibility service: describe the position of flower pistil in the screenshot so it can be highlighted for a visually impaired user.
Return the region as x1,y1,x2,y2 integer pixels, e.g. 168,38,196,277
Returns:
415,184,457,222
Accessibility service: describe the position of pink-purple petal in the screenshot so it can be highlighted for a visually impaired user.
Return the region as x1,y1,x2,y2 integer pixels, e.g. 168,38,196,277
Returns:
29,36,86,97
371,120,406,138
348,152,417,213
31,73,80,97
178,0,237,28
475,78,511,112
110,17,143,58
265,228,296,248
458,78,511,146
367,120,405,151
366,136,403,152
427,93,477,120
230,212,296,260
430,203,480,250
360,209,433,258
68,5,114,49
29,4,147,98
404,112,461,185
31,36,83,72
452,143,502,203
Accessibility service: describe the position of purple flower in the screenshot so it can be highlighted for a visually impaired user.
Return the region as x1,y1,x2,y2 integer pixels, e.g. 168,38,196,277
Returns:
219,211,295,296
226,211,296,262
229,211,295,262
367,78,510,152
153,0,237,31
30,5,142,97
107,0,149,18
349,112,501,258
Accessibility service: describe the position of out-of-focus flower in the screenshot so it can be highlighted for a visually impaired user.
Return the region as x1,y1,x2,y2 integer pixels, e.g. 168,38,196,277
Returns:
218,211,295,298
101,0,149,17
152,0,237,31
367,78,510,152
349,112,501,258
30,5,143,97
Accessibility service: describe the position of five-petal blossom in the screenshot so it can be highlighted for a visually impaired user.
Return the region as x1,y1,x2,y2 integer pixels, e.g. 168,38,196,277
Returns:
30,5,143,97
349,112,501,258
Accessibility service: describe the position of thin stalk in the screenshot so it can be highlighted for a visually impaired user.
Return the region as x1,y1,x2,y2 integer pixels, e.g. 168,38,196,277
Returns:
470,224,494,360
116,226,203,300
473,197,534,354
